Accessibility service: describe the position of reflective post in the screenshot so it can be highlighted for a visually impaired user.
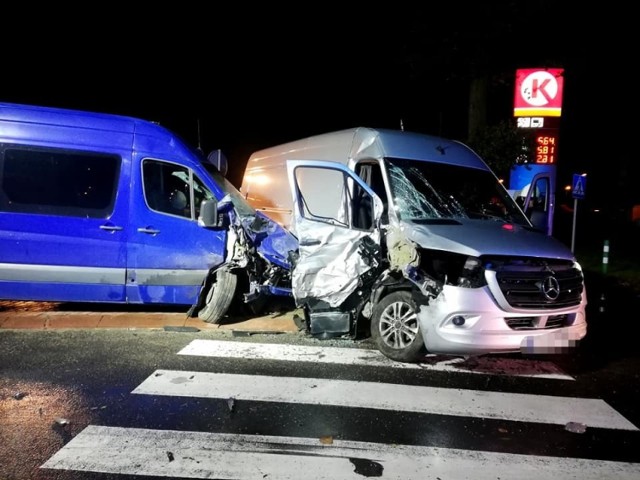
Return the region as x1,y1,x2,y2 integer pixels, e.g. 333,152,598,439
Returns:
571,198,578,253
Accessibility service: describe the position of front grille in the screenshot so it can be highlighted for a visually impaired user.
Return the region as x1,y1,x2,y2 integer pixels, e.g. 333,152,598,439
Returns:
487,256,584,309
505,314,570,330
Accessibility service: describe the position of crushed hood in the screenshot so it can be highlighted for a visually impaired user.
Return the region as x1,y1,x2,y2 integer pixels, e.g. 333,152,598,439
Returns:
402,219,576,260
241,211,298,269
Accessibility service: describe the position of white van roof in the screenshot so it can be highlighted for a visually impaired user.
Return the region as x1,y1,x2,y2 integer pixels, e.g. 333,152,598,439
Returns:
245,127,489,170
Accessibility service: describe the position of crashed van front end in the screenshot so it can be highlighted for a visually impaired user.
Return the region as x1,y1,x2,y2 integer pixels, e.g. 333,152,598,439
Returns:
284,150,587,363
191,170,297,325
373,155,587,359
401,235,587,356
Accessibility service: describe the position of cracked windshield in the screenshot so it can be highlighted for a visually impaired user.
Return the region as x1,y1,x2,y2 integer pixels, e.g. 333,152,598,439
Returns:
385,157,529,225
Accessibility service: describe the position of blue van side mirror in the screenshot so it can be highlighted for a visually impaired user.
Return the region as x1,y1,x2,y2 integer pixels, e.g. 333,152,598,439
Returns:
198,199,219,227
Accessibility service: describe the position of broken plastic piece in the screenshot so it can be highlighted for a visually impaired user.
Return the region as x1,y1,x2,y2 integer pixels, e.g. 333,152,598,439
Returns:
565,421,587,433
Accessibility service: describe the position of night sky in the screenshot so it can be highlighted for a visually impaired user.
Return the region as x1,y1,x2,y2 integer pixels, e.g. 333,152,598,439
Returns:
1,3,634,209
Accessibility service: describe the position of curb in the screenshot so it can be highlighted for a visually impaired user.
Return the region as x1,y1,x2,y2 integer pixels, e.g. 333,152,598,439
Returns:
0,310,302,333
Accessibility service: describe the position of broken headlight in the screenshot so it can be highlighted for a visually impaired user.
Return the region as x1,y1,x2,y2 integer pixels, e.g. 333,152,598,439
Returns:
418,249,486,288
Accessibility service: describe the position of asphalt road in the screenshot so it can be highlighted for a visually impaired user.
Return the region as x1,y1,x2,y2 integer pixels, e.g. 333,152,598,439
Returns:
1,287,640,479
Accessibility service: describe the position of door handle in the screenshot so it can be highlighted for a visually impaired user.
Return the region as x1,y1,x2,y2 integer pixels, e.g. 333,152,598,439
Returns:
100,225,123,232
300,239,321,246
137,227,161,235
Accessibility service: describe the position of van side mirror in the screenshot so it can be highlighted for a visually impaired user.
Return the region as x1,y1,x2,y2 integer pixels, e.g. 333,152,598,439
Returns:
207,149,228,177
198,199,218,227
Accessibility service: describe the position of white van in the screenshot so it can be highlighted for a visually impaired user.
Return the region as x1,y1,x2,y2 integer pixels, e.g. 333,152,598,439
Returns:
241,127,587,362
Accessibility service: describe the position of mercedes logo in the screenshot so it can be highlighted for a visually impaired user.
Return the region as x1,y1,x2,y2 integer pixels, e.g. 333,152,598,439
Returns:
541,276,560,300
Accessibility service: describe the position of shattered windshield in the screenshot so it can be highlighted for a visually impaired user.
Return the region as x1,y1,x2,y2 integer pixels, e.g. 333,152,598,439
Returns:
384,158,529,225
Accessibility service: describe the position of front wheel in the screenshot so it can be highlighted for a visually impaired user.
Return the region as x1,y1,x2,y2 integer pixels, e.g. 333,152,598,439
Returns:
370,290,426,363
197,269,238,324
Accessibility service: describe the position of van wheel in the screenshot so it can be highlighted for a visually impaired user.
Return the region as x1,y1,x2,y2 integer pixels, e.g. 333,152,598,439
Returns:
370,291,425,363
197,269,238,324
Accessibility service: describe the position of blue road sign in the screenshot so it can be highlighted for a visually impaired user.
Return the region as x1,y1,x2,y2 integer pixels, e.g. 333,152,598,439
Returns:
572,174,586,200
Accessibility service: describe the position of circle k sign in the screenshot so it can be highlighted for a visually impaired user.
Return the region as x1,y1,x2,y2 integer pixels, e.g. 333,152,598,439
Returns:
514,68,564,117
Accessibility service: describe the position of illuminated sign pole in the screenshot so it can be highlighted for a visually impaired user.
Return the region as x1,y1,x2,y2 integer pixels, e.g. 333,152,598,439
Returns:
511,68,564,236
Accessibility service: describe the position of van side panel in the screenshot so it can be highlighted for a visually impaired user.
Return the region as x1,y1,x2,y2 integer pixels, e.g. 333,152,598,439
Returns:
0,117,132,303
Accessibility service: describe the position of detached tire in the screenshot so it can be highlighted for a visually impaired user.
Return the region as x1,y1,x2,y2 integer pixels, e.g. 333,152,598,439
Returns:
197,269,238,324
370,290,425,363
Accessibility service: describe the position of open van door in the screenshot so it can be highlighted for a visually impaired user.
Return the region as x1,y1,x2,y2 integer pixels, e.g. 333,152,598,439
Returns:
521,172,555,235
510,164,556,236
285,160,384,330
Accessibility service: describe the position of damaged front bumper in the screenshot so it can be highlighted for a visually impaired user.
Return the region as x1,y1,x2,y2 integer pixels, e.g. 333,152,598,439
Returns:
415,284,587,355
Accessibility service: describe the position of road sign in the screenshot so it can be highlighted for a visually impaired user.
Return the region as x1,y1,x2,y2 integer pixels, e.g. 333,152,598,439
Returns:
572,174,586,199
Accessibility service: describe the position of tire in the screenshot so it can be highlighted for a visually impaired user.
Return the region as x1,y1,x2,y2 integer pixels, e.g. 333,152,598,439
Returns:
370,290,426,363
197,269,238,324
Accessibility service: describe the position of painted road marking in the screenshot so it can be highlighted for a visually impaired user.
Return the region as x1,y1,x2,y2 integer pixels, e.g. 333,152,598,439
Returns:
41,425,640,479
132,369,637,431
178,339,575,380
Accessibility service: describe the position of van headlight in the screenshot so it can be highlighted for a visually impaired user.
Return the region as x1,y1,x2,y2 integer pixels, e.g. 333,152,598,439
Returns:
417,249,486,288
459,256,485,287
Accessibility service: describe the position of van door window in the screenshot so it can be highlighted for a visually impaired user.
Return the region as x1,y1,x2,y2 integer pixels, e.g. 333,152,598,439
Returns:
525,176,550,232
0,146,119,218
142,159,213,219
356,163,388,224
294,165,374,231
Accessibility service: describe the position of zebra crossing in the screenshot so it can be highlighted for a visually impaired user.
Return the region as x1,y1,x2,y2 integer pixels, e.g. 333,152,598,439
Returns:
41,338,640,479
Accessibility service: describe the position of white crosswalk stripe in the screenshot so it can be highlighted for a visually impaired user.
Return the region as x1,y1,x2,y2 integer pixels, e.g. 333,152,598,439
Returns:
133,369,636,430
41,338,640,479
179,339,576,380
41,425,640,480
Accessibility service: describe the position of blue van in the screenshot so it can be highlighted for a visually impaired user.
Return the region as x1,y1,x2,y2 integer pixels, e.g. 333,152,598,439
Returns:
0,102,296,322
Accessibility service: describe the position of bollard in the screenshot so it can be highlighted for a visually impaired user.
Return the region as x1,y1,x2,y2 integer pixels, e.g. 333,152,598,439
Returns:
602,240,609,275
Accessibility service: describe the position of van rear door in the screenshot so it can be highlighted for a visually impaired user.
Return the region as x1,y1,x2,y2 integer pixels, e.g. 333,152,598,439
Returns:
286,160,383,307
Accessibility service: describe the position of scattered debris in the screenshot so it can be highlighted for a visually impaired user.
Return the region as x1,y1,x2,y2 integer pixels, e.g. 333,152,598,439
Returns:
319,435,333,445
164,326,200,333
462,356,480,368
54,417,70,426
349,458,384,477
498,427,508,433
227,397,235,412
232,330,284,337
13,392,27,400
565,421,587,434
166,451,175,462
293,314,306,331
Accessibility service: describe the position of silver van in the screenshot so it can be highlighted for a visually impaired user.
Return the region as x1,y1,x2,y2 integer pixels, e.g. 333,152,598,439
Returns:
241,127,587,362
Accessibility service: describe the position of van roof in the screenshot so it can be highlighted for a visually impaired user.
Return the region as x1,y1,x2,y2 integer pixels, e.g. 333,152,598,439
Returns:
246,127,489,170
0,102,143,131
0,102,190,156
